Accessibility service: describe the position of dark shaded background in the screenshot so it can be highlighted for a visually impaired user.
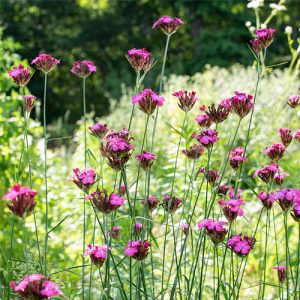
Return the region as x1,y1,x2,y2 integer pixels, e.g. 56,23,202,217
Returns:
0,0,299,129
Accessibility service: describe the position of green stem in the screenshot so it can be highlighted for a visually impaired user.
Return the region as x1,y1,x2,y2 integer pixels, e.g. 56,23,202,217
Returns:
22,219,29,274
284,213,290,300
295,223,300,300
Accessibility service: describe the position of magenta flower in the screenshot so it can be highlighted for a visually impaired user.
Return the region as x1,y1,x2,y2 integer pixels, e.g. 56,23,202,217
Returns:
257,192,275,209
71,60,97,78
293,129,300,142
9,64,31,87
162,195,182,213
127,48,154,73
205,103,230,124
109,226,121,240
255,28,276,48
291,199,300,222
229,146,248,170
100,129,134,171
264,143,286,162
198,219,228,245
274,171,288,186
172,90,198,112
195,114,213,128
124,240,150,260
198,168,219,186
89,122,108,139
227,234,256,257
181,223,189,235
219,199,244,223
31,54,60,73
230,91,254,118
254,163,279,183
87,189,124,214
3,184,37,219
132,89,165,116
287,95,300,108
135,223,143,235
273,266,286,283
152,16,184,35
117,183,126,197
279,128,293,147
10,274,62,299
84,244,109,267
270,188,300,212
136,151,156,171
218,184,232,196
250,38,264,54
24,95,37,114
142,195,158,213
193,129,218,148
182,144,205,160
71,168,96,192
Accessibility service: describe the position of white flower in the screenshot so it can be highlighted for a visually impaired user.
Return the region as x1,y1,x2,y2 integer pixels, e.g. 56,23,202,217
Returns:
261,23,267,29
269,3,287,11
247,0,264,9
285,26,293,35
245,21,252,27
250,26,256,33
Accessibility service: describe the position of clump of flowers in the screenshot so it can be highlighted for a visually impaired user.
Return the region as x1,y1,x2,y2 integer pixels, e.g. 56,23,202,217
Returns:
257,192,274,209
127,48,154,73
271,188,300,212
10,274,62,299
109,226,121,240
195,114,213,128
135,223,143,235
9,64,31,86
2,184,37,219
142,195,158,213
31,54,60,73
255,28,276,48
198,168,219,186
279,128,293,147
264,143,286,162
24,95,37,114
152,16,184,35
273,266,286,284
132,89,165,116
182,144,205,159
287,95,300,108
230,91,254,118
136,151,156,171
227,234,256,256
89,122,108,139
84,244,109,267
218,184,232,196
172,90,198,112
250,38,264,54
291,199,300,222
254,163,279,183
229,146,248,170
205,103,230,124
162,195,182,213
193,129,218,148
219,199,244,222
181,223,189,235
198,219,228,245
71,168,96,193
293,129,300,142
86,189,124,214
100,129,134,171
124,240,150,260
274,171,288,186
71,60,97,78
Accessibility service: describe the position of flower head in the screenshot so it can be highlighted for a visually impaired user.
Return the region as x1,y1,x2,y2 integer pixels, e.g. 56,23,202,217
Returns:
205,103,230,124
71,60,97,78
162,195,182,213
136,151,156,171
9,64,31,86
84,244,109,267
287,95,300,108
195,114,213,128
230,91,254,118
254,163,279,183
71,168,96,192
132,89,164,116
124,240,150,260
291,199,300,222
198,219,228,245
219,199,244,222
250,38,264,54
24,95,37,114
193,129,218,148
142,195,158,213
264,143,286,162
198,168,219,186
270,188,300,212
135,223,143,235
89,123,108,139
218,184,232,196
3,184,37,219
181,223,189,235
152,16,184,35
182,144,205,160
227,234,256,257
229,146,248,170
172,90,198,112
127,48,154,73
257,192,275,209
274,171,288,186
255,28,276,48
31,54,60,73
279,128,293,147
293,129,300,142
109,226,121,240
273,266,286,283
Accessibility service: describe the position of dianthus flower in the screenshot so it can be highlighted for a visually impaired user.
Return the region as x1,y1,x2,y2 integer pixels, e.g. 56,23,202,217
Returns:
219,199,244,222
127,48,154,73
9,64,31,86
162,195,182,213
24,95,37,114
279,128,293,147
124,240,150,260
135,223,143,235
71,60,97,78
250,38,264,54
31,54,60,73
195,114,213,128
254,164,279,183
192,129,218,148
198,168,219,186
293,129,300,142
270,188,300,212
205,103,230,123
181,223,189,235
132,89,165,116
229,146,248,170
273,266,286,283
287,95,300,108
274,171,288,186
198,219,228,245
218,184,232,196
255,28,276,48
109,226,121,240
89,123,108,139
136,151,156,170
152,16,184,35
227,234,256,257
182,144,205,159
230,91,254,118
84,244,109,267
264,143,286,162
257,191,275,209
172,90,198,112
3,184,37,219
291,199,300,222
71,168,96,193
142,195,158,213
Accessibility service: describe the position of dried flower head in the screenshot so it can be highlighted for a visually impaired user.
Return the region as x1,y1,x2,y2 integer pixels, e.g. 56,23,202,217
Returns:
152,16,184,35
205,103,230,123
172,90,198,112
31,54,60,73
279,128,293,147
250,38,264,54
199,168,219,186
71,60,97,78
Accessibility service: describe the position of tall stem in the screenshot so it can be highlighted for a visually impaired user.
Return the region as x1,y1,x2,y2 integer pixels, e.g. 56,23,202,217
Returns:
261,209,270,300
295,223,300,299
22,219,29,274
284,213,290,300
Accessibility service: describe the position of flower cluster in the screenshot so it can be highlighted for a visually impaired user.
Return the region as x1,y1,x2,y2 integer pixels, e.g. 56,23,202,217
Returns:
230,91,254,118
198,168,219,186
219,199,244,222
162,195,182,213
124,240,150,260
89,122,108,139
270,188,300,212
279,128,293,147
172,90,198,112
71,168,96,193
291,199,300,222
195,113,213,128
84,244,109,267
71,60,97,78
198,219,228,245
31,54,60,73
227,234,256,256
127,48,154,73
205,103,230,124
229,146,247,170
136,151,156,170
182,144,205,160
264,143,286,162
9,64,31,86
152,16,184,35
287,95,300,108
250,28,276,53
193,129,218,148
257,192,275,209
254,163,279,183
142,195,158,213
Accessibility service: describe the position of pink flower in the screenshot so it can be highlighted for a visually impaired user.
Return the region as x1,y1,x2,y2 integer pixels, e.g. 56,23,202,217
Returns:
181,223,189,235
219,199,244,222
162,195,182,213
172,90,198,112
135,223,143,235
270,188,300,212
192,129,218,148
198,219,228,245
87,189,124,214
116,183,126,197
84,244,109,267
127,48,154,73
264,143,286,162
205,103,230,124
109,226,121,240
254,163,279,183
257,192,275,209
24,95,36,114
198,168,219,186
31,54,60,73
40,281,62,298
136,151,156,170
3,184,37,219
195,114,213,128
142,195,158,213
132,89,164,116
287,95,300,108
274,171,288,186
71,60,97,78
182,144,205,160
152,16,184,35
230,91,254,118
250,38,264,54
227,234,256,257
124,240,150,260
89,123,108,139
218,185,232,196
255,28,276,48
71,168,96,192
273,265,286,283
292,199,300,222
229,146,248,170
279,128,293,147
9,64,31,86
293,129,300,142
